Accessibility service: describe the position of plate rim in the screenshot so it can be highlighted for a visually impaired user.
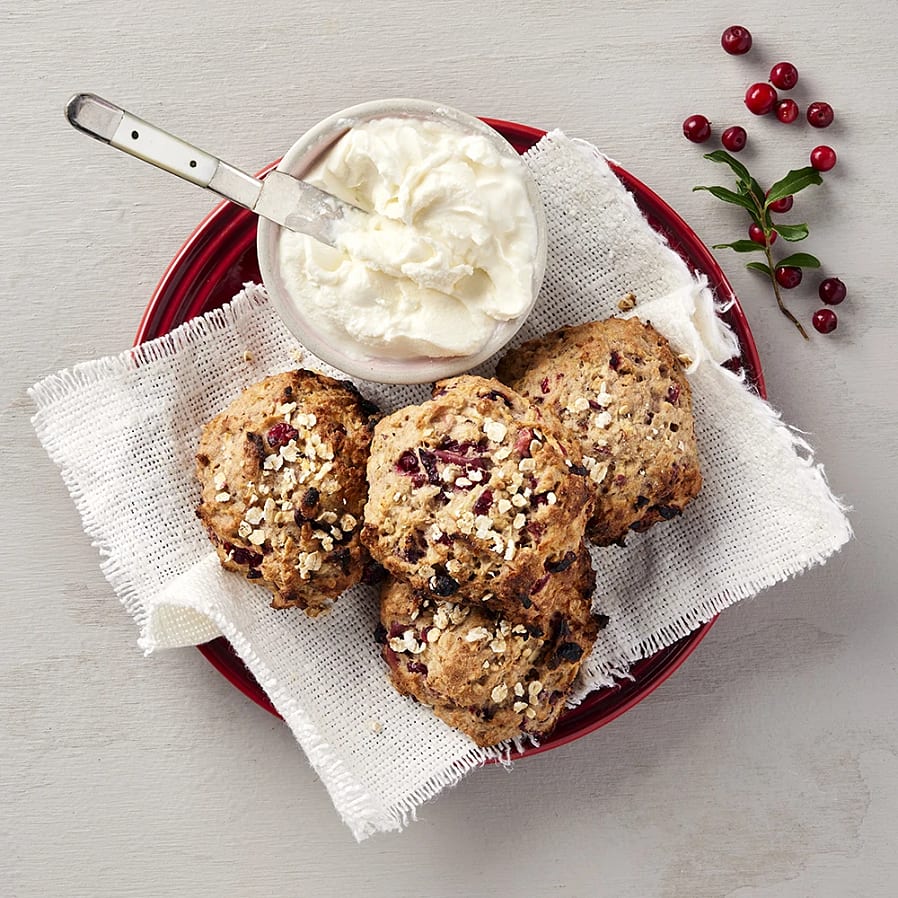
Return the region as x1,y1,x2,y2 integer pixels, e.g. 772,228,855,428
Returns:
135,116,765,758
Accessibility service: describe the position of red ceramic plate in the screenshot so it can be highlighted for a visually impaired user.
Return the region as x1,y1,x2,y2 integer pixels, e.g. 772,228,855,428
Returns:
136,118,765,759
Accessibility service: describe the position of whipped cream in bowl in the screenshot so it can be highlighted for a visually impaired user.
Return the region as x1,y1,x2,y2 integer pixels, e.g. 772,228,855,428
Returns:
257,99,547,383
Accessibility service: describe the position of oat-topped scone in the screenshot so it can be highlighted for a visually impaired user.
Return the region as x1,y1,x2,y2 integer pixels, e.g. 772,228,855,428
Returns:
496,316,702,546
196,370,379,614
377,562,600,747
361,375,593,622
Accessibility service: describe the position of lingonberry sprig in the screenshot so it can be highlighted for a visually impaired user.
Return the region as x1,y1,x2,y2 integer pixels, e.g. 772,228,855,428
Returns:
694,150,823,339
682,25,848,336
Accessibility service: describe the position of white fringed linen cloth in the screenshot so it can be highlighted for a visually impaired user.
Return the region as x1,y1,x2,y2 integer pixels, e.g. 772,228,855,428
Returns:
31,132,851,840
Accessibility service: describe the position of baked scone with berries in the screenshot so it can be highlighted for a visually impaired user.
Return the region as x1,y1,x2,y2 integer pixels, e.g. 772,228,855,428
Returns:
361,375,594,623
196,369,379,614
377,561,600,747
496,317,702,546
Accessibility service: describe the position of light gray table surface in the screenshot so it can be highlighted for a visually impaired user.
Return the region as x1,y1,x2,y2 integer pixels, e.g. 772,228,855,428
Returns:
3,1,896,895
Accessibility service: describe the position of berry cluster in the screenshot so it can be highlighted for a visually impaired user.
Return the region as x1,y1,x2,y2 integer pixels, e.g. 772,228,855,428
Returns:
683,25,847,337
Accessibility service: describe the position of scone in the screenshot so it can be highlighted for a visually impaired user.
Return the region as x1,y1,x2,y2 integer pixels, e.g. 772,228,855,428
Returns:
361,375,593,622
377,561,600,747
496,317,702,546
196,369,379,614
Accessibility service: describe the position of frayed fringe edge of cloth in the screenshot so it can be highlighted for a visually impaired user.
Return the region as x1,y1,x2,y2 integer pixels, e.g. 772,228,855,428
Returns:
27,283,520,841
141,591,514,841
28,285,271,632
570,360,852,702
29,284,270,404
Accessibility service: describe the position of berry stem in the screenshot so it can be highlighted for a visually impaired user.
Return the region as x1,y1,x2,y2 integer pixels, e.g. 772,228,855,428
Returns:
746,188,809,339
764,239,808,339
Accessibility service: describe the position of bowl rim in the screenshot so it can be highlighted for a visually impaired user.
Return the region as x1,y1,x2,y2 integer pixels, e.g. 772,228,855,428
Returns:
255,98,548,384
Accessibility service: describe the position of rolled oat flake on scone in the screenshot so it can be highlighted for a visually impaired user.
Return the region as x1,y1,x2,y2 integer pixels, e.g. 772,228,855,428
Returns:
196,369,379,615
497,316,702,546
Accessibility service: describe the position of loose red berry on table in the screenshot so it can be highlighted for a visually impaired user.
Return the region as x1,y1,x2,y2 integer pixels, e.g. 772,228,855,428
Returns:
745,82,778,115
769,62,799,90
768,193,794,213
819,277,847,305
775,266,803,288
807,102,834,128
775,99,800,124
810,145,837,171
721,125,747,152
721,25,752,54
683,114,712,143
812,308,838,334
749,223,777,245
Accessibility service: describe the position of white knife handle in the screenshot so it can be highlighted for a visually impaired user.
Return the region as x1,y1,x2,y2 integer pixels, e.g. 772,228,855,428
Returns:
65,93,261,208
110,110,219,186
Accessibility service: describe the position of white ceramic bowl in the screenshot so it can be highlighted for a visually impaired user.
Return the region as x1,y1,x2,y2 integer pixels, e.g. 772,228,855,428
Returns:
256,98,547,384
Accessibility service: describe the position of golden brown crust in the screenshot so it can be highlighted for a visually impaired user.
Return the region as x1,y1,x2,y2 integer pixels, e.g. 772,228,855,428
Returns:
377,550,599,747
361,375,593,624
196,369,379,614
497,317,702,546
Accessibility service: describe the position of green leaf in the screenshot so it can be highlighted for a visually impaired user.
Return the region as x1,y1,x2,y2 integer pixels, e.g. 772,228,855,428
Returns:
776,252,822,269
703,150,752,185
746,261,772,276
774,222,809,242
764,167,823,207
712,240,767,253
701,150,767,216
693,185,757,213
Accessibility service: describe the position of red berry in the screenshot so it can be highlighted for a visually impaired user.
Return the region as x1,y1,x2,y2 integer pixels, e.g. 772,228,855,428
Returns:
749,223,777,245
683,114,712,143
721,25,752,54
472,488,494,516
721,125,747,152
775,266,803,288
266,422,298,447
819,277,847,305
775,99,799,124
769,62,799,90
395,450,420,473
224,544,262,568
745,82,778,115
768,194,794,213
807,102,834,128
810,145,837,171
812,308,838,334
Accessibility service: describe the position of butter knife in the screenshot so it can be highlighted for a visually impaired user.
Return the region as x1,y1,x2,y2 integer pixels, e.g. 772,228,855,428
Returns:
65,93,360,247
